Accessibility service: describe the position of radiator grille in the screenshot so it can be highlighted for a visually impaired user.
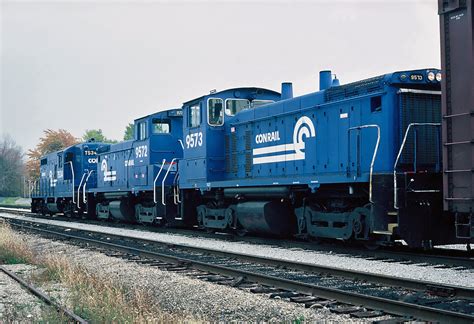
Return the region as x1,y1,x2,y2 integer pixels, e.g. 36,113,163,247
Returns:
399,91,441,167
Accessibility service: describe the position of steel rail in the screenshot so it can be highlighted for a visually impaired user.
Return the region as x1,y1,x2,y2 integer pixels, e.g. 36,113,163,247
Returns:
1,206,473,268
7,222,474,323
0,207,473,268
0,265,88,323
9,216,472,298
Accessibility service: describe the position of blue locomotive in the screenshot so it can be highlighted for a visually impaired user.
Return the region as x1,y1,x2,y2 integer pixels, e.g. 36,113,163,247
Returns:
88,109,184,224
31,140,103,216
178,69,448,247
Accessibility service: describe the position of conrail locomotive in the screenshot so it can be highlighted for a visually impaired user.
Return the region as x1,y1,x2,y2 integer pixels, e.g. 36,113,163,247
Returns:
30,0,474,249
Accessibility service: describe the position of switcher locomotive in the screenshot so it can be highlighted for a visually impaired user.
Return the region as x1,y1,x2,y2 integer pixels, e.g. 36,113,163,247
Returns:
178,69,450,248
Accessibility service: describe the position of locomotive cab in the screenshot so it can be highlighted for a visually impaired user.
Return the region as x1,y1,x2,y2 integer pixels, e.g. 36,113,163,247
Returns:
179,88,281,187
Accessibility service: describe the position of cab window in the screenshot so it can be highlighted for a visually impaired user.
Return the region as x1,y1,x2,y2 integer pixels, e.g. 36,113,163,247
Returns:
225,99,250,116
152,119,170,134
208,98,224,126
137,121,147,140
189,104,201,128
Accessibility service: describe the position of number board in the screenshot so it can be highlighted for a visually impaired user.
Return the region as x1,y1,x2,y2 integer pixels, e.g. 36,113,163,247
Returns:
409,74,424,81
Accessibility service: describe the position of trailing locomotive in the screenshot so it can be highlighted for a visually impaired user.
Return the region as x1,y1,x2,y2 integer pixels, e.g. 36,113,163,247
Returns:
177,69,454,248
89,109,184,224
31,140,103,216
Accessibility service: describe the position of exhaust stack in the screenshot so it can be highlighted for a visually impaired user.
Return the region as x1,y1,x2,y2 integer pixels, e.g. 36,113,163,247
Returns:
319,70,332,91
281,82,293,100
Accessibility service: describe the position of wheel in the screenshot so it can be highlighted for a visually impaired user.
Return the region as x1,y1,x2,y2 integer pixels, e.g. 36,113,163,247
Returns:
363,241,380,250
235,228,247,237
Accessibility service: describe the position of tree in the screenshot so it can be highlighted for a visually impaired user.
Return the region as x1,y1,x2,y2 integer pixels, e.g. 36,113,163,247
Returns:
82,129,117,144
26,129,79,181
123,123,134,140
0,135,25,196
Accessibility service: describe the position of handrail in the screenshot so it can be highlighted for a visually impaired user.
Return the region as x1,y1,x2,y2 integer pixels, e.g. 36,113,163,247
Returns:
162,158,177,206
29,180,37,197
393,123,441,209
348,125,381,204
153,159,166,204
82,170,94,204
77,173,87,208
173,170,180,205
67,162,75,204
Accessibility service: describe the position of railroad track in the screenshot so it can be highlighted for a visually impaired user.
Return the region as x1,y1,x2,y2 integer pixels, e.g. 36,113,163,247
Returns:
1,206,472,270
2,216,474,323
0,265,87,323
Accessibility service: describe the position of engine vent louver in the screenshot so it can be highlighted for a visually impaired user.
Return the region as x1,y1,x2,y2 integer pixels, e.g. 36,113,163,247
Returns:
245,131,252,175
324,75,384,102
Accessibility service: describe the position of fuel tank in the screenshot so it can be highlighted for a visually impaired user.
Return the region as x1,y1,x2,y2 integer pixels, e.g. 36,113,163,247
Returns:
235,201,295,236
109,200,135,222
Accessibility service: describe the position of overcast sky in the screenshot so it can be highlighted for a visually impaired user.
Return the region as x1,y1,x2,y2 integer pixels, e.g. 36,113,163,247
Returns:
1,0,440,152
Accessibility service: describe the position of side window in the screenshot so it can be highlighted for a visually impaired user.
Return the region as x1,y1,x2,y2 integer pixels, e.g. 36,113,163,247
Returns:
225,99,250,116
138,121,147,140
371,96,382,112
40,158,47,166
152,119,170,134
65,152,74,162
58,155,63,168
208,98,224,126
189,104,201,128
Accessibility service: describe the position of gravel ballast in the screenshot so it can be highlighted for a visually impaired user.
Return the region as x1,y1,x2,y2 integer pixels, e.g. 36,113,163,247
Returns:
0,264,45,321
1,212,472,289
14,232,392,322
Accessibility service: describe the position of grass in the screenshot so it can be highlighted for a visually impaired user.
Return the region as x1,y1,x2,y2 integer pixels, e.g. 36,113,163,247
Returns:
0,221,33,264
0,220,194,323
0,196,31,207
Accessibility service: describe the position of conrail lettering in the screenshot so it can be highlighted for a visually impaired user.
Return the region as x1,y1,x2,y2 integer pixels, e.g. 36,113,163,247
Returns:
255,131,281,144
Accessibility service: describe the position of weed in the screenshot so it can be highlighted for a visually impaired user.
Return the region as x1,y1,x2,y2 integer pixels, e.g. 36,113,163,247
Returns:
0,221,195,323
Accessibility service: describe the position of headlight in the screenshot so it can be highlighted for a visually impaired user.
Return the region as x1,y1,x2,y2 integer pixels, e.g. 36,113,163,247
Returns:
436,72,442,82
427,71,435,81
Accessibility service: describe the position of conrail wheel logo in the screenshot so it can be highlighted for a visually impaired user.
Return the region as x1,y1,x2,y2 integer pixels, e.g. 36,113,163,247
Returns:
252,116,315,165
101,158,116,182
